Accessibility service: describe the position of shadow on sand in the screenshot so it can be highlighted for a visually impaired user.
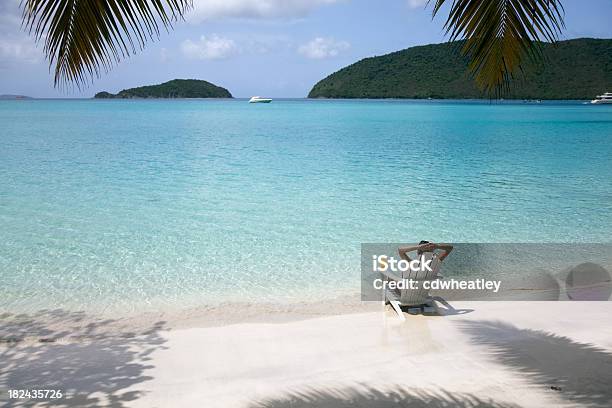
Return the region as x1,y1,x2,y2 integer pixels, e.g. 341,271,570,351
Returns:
397,297,474,317
458,320,612,408
249,387,520,408
0,309,167,407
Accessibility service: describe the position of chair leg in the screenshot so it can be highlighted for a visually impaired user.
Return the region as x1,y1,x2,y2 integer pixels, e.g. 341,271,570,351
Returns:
389,300,406,321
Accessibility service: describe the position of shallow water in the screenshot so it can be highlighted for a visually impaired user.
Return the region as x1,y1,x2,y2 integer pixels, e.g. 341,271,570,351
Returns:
1,99,611,314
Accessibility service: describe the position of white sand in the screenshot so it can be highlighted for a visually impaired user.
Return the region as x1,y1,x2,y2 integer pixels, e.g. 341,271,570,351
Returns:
2,302,612,408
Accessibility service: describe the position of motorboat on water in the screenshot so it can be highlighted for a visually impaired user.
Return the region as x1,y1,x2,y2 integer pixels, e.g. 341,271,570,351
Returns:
249,96,272,103
590,92,612,104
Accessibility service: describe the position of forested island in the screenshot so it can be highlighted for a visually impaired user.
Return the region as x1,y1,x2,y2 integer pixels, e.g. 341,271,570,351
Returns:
309,38,612,99
95,79,232,99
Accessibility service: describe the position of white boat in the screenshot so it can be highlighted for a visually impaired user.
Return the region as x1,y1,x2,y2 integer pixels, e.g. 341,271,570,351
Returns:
249,96,272,104
590,92,612,104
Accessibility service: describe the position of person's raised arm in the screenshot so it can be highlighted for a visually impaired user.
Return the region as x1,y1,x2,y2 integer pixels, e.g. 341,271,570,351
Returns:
399,242,433,261
398,245,418,262
435,243,454,261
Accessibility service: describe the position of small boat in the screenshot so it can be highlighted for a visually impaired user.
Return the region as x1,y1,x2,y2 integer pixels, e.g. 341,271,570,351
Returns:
249,96,272,104
590,92,612,104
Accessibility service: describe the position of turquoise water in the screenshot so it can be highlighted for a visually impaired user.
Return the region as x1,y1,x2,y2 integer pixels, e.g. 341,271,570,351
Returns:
1,99,611,314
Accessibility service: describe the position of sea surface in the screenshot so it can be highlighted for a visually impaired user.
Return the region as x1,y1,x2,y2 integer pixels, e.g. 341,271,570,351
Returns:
1,99,611,315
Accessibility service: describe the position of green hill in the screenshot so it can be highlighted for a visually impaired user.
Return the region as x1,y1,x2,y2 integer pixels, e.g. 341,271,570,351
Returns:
95,79,232,99
308,38,612,100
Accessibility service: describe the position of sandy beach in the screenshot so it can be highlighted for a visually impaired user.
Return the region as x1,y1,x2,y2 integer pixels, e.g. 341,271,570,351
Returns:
2,301,612,407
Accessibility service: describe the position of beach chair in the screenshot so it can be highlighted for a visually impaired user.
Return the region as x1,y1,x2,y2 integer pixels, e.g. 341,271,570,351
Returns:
380,251,441,320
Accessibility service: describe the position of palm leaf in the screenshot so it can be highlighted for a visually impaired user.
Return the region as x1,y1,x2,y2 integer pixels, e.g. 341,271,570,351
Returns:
431,0,565,96
21,0,191,88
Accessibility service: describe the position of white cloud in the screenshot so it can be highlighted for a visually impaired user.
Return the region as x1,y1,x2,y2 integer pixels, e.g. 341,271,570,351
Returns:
181,35,238,60
241,34,293,54
180,34,292,60
0,38,41,65
0,0,42,66
298,37,350,59
407,0,428,9
189,0,342,22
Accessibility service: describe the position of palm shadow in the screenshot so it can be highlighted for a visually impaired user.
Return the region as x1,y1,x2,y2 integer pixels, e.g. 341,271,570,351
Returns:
249,387,520,408
0,309,167,407
458,320,612,408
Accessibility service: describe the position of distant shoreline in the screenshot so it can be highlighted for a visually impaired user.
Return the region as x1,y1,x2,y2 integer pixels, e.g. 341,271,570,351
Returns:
1,97,593,102
0,94,32,100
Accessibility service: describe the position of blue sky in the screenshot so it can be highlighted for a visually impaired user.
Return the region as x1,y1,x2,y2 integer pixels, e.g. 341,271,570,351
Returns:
1,0,611,98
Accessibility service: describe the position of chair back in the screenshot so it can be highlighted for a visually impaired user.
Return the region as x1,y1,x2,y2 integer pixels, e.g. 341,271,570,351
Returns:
399,251,439,306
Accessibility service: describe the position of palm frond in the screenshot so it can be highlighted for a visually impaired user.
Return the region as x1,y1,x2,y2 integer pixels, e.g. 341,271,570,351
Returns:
431,0,565,96
21,0,191,88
